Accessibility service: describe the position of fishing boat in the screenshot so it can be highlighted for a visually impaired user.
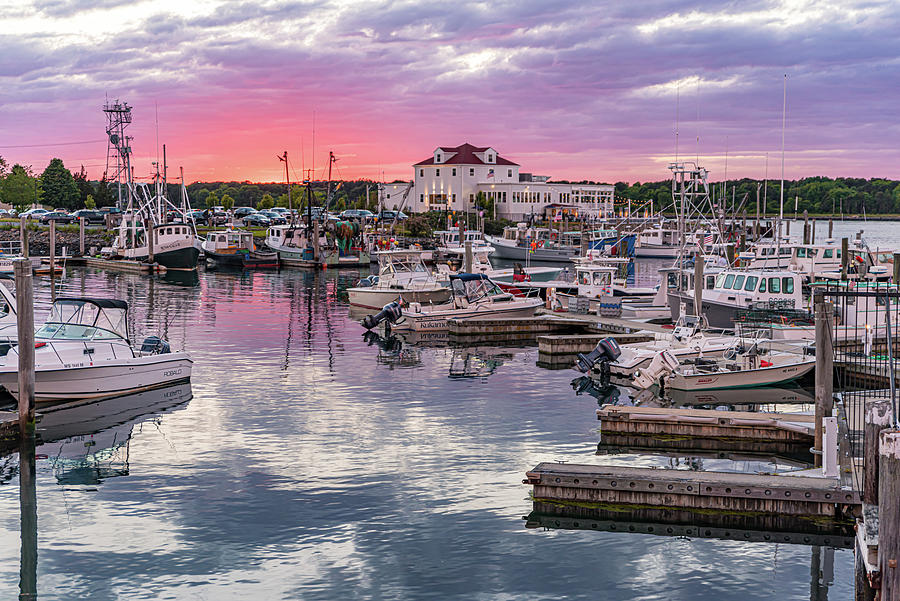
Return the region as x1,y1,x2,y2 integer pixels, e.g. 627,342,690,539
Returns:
434,246,561,284
388,273,543,332
633,341,815,391
668,269,803,329
485,225,580,262
202,229,279,269
347,250,450,309
634,224,681,258
0,297,192,402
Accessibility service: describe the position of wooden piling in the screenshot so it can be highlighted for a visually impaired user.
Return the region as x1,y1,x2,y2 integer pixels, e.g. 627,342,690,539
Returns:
811,219,817,245
863,400,893,505
693,251,703,317
878,430,900,600
14,259,35,438
815,293,834,467
803,210,810,245
841,237,849,280
19,216,28,258
79,216,85,256
894,253,900,286
828,218,834,239
464,240,473,273
18,433,37,600
48,218,56,302
147,222,155,264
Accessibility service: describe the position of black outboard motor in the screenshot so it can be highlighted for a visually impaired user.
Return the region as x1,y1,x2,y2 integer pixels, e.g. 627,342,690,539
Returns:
575,337,621,386
361,301,402,331
141,336,171,354
575,337,621,373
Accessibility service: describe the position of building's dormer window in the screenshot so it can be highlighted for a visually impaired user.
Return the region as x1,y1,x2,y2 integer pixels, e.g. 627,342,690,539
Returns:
436,154,442,163
436,168,440,176
488,154,494,163
452,168,456,176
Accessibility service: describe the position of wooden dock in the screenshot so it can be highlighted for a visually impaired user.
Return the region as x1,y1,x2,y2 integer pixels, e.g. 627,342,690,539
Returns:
536,333,654,356
524,462,859,518
446,315,594,340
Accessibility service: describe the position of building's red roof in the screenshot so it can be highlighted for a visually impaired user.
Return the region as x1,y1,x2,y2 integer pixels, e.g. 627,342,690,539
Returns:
414,143,519,166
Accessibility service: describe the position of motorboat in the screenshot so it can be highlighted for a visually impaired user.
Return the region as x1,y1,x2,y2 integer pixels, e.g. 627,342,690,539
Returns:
0,278,18,355
387,273,543,332
266,224,370,267
0,297,192,402
634,225,681,258
590,315,751,385
668,269,804,329
485,225,580,262
347,250,450,309
202,229,279,269
633,340,815,391
434,246,561,284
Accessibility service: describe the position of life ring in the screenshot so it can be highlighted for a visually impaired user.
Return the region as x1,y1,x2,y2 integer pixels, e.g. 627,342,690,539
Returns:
537,240,545,248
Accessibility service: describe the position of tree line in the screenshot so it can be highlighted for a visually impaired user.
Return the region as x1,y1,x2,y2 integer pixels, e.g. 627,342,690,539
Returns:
614,177,900,216
3,155,898,216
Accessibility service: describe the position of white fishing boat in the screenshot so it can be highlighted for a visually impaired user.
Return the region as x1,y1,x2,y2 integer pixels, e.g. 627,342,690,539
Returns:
389,273,543,332
0,298,192,402
485,225,580,262
434,246,561,284
634,225,681,258
633,341,815,391
347,250,450,309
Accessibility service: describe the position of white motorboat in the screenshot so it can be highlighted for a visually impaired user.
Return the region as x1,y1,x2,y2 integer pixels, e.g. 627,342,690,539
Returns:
389,273,543,332
633,341,815,391
435,247,561,284
0,297,192,402
347,250,450,309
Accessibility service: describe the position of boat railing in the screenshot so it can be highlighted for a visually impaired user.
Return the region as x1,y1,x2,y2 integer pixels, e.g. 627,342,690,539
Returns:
0,240,21,255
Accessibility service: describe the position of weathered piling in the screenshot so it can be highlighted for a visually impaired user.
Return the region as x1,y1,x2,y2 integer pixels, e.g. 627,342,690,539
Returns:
803,210,810,244
313,220,321,262
14,259,35,438
879,431,900,599
863,400,893,505
48,219,56,302
842,237,849,280
79,216,85,255
148,220,155,264
894,253,900,285
828,218,834,239
815,293,834,467
19,216,28,258
464,240,473,273
18,434,37,600
693,251,703,317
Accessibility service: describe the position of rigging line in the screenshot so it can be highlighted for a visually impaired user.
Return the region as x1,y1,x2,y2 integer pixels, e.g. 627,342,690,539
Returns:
0,139,105,149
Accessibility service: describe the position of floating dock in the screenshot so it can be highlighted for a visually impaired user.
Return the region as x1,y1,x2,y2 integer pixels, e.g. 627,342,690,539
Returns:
84,257,156,272
537,333,654,356
524,462,859,518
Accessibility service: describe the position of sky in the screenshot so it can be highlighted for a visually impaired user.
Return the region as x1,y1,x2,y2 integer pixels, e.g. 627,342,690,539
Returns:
0,0,898,185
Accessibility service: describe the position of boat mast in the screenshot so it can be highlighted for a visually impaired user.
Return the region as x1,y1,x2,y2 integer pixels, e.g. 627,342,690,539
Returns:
778,74,786,258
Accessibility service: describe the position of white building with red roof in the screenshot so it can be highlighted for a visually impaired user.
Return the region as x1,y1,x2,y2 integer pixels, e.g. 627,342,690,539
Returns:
380,143,614,220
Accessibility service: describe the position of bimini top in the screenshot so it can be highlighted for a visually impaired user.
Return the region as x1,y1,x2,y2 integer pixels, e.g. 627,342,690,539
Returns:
39,297,130,340
449,273,490,282
57,297,128,310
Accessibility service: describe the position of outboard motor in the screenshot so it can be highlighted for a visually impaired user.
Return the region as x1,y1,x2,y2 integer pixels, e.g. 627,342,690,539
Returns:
632,350,679,390
361,301,402,331
141,336,171,354
575,337,622,387
575,337,621,373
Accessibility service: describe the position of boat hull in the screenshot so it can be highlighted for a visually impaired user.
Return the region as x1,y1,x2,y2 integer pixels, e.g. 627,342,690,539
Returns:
484,236,576,262
347,287,451,309
0,353,193,403
392,301,542,332
126,244,200,270
667,291,747,330
665,359,815,391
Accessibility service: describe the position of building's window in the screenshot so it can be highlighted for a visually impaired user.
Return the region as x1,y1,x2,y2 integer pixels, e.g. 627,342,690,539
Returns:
488,154,494,162
436,168,440,177
470,194,474,202
419,169,424,177
420,194,424,202
469,168,474,176
452,168,456,176
507,169,512,177
452,194,456,202
437,154,442,163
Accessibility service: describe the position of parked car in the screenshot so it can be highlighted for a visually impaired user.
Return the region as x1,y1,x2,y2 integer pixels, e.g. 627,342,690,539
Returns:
186,210,207,225
21,208,49,220
71,209,106,224
234,207,257,218
260,210,286,225
340,209,374,222
242,213,271,227
269,207,290,215
40,211,75,224
100,207,123,214
376,210,408,223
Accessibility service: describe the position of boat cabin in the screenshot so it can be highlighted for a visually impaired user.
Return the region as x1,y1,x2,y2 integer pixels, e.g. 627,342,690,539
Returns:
202,230,255,254
707,270,803,309
266,225,309,249
433,230,490,249
575,265,615,299
788,243,845,275
37,297,130,342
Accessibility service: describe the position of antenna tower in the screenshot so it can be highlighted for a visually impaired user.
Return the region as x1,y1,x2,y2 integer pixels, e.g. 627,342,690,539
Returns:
103,100,134,209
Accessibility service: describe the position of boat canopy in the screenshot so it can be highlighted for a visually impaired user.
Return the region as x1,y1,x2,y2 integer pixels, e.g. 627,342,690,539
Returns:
41,298,129,340
449,273,506,302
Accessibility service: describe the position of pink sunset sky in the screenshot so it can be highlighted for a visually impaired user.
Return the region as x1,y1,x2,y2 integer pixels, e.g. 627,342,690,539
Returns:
1,0,898,185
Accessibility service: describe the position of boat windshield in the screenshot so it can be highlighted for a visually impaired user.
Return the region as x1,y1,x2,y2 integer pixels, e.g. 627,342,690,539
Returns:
452,277,505,301
37,299,128,340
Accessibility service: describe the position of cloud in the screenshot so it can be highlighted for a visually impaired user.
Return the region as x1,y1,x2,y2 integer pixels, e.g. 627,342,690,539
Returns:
0,0,898,182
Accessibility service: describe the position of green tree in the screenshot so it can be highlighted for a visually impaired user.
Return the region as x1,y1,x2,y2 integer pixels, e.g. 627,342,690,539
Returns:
0,155,8,178
73,164,94,207
1,164,41,210
220,194,235,211
41,158,79,210
206,192,219,209
94,175,116,208
257,193,275,210
84,194,96,209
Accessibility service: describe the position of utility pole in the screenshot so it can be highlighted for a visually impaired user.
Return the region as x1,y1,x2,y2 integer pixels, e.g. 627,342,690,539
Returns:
279,151,293,226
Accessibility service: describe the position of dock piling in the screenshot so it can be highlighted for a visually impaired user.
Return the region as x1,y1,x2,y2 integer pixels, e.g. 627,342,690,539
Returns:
464,240,473,273
841,238,849,280
864,400,893,505
19,216,28,258
693,251,703,317
815,292,834,467
79,216,85,256
14,258,35,438
828,218,834,239
878,431,900,600
893,253,900,285
49,219,56,302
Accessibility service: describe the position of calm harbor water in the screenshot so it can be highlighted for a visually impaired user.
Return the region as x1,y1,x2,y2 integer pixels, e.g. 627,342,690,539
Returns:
0,245,867,598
